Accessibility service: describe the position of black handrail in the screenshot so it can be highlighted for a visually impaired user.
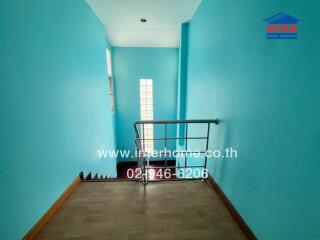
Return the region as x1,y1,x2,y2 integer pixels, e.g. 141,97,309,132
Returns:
134,119,219,184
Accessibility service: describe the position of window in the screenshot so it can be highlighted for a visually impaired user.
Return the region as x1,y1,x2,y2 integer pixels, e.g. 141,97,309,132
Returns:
140,79,154,154
106,49,115,112
108,76,114,112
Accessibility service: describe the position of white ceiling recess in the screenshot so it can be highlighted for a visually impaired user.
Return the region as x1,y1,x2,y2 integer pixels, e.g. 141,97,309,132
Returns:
86,0,201,48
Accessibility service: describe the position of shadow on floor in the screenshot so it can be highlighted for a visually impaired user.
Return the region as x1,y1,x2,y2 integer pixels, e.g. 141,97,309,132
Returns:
117,160,176,180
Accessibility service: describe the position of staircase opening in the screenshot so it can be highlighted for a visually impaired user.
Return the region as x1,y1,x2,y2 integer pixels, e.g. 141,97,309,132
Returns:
134,119,219,184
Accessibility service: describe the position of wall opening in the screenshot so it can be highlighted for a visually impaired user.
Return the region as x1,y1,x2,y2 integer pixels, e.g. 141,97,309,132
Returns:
106,49,115,112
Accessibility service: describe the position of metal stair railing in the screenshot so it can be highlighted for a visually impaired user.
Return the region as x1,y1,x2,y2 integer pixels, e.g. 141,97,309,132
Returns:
134,119,219,184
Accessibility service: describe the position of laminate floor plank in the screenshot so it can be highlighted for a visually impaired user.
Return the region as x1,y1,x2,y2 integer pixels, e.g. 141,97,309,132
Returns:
35,181,246,240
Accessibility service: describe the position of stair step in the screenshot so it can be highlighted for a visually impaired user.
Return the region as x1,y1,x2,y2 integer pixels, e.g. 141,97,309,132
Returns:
85,172,92,180
79,172,138,182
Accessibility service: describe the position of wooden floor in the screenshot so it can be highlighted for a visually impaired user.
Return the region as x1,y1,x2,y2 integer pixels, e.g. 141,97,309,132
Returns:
36,181,246,240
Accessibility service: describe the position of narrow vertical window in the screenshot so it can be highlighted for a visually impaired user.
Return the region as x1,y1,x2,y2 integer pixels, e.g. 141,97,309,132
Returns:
140,79,154,154
106,49,115,112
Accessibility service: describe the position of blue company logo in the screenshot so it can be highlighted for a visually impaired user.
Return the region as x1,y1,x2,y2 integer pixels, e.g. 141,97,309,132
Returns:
263,12,300,39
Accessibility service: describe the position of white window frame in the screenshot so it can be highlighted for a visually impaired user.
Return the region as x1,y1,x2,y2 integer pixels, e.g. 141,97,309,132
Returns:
139,79,154,154
106,49,115,112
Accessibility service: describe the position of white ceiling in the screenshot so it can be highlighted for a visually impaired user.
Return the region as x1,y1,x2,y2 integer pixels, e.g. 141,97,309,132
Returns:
86,0,201,48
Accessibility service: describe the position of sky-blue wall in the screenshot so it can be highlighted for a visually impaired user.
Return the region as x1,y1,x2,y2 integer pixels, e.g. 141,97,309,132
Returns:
186,0,320,239
113,47,178,161
0,0,116,239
